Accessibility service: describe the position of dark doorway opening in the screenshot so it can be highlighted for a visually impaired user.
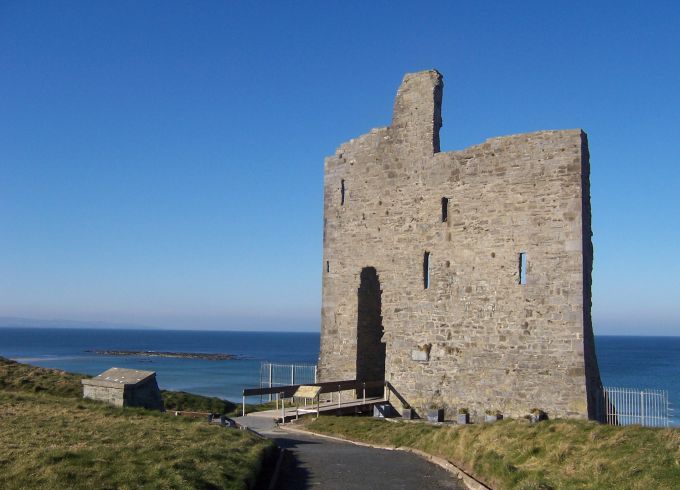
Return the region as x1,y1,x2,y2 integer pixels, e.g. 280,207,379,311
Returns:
356,267,385,397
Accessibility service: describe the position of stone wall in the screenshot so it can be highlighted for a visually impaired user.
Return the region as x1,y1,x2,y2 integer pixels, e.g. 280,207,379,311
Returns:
83,383,125,407
82,376,164,411
124,377,165,411
318,70,602,421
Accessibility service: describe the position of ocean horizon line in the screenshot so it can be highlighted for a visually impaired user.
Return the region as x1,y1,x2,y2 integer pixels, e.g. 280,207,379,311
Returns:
1,325,678,338
0,322,319,334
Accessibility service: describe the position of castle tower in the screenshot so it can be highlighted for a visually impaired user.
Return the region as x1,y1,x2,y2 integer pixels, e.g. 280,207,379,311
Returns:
318,70,602,420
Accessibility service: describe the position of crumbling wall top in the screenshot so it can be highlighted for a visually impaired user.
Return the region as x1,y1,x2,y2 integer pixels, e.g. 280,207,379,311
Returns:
391,69,444,155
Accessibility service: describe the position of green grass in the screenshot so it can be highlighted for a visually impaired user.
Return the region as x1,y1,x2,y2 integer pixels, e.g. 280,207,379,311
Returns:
0,357,270,416
162,390,238,415
0,358,274,489
162,391,277,416
0,357,84,398
305,416,680,490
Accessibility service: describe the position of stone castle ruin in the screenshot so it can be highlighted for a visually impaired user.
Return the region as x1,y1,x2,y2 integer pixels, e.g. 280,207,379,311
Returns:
318,70,602,420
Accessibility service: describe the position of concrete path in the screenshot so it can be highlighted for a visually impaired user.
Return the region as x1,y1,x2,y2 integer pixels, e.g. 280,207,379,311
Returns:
236,414,464,490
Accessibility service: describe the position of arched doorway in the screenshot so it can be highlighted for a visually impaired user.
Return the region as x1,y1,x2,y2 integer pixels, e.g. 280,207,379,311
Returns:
356,267,385,396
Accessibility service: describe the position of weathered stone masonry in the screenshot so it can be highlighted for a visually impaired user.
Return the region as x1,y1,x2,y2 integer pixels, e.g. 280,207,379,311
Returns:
318,69,602,420
82,367,164,411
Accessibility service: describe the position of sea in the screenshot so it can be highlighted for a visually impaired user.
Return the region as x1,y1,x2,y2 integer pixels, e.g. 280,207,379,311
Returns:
0,328,678,425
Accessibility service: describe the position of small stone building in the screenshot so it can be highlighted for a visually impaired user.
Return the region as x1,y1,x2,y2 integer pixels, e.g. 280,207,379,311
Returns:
82,367,165,411
318,69,603,421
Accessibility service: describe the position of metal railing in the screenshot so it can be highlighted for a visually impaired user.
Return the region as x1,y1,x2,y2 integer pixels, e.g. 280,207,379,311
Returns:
259,362,317,401
601,386,672,427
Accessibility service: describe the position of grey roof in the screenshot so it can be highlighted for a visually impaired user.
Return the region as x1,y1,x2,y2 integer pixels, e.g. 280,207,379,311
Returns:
82,367,156,387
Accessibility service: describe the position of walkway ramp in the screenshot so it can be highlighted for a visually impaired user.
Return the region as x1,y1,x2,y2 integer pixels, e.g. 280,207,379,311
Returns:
242,379,388,422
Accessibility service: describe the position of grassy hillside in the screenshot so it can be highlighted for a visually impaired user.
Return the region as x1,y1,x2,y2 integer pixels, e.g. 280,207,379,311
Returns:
0,357,242,415
0,356,83,398
162,390,239,414
306,416,680,490
0,358,274,489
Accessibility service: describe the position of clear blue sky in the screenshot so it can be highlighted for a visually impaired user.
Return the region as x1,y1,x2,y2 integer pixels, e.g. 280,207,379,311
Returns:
1,1,679,334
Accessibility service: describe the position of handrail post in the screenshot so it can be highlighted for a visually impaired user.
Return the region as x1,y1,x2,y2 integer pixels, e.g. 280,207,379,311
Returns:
363,382,366,404
338,384,341,410
281,392,285,424
242,395,246,417
268,363,273,402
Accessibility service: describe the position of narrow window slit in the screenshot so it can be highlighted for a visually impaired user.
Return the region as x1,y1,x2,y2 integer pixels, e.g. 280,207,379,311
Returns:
519,252,527,285
341,179,346,205
423,251,431,289
326,260,330,273
441,197,449,223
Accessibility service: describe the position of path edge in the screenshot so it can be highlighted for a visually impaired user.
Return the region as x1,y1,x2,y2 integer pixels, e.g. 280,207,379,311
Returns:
279,424,491,490
266,447,286,490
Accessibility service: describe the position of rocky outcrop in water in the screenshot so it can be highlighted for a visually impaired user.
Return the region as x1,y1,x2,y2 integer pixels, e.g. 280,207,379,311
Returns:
89,350,238,360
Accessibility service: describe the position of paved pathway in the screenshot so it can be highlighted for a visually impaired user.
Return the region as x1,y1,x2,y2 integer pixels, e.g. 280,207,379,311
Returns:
236,414,464,490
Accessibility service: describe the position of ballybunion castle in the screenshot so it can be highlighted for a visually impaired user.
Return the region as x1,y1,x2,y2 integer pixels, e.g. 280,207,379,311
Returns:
318,70,602,421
